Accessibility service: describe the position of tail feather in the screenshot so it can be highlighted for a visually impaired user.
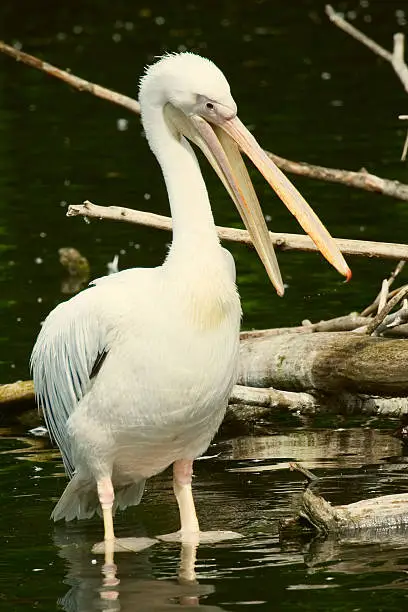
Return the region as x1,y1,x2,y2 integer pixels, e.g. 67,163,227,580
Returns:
52,476,99,521
115,480,146,511
51,475,146,521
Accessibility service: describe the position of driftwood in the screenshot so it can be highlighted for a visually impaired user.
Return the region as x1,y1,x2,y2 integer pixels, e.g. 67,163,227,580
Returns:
239,331,408,396
241,314,372,338
302,487,408,534
363,287,408,335
0,380,35,405
230,386,408,417
69,201,408,262
3,380,408,422
2,40,408,201
291,463,408,534
361,261,406,316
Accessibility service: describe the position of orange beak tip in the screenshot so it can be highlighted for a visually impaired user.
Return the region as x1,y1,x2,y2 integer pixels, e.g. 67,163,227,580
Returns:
345,268,352,282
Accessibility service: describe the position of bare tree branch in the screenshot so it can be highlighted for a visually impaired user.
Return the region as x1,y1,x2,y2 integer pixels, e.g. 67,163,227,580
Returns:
0,40,140,113
2,39,408,201
326,5,408,159
326,5,408,93
361,261,406,316
68,200,408,262
267,154,408,199
240,314,370,338
377,279,389,313
365,286,408,335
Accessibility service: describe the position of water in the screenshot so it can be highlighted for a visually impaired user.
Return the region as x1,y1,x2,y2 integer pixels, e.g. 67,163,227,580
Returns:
1,0,408,609
1,427,408,610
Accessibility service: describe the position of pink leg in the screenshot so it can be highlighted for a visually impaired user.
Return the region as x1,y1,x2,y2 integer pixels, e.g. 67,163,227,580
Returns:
173,459,200,536
97,476,116,542
157,460,241,544
93,476,157,557
96,476,119,583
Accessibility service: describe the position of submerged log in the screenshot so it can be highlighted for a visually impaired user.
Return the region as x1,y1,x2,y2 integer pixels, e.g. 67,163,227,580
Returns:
239,331,408,396
287,462,408,536
301,485,408,534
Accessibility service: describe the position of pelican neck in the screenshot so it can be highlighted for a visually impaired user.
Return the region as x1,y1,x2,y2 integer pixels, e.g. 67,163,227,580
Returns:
141,105,221,257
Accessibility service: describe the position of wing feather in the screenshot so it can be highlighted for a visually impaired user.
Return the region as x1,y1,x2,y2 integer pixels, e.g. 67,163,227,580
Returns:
30,287,107,476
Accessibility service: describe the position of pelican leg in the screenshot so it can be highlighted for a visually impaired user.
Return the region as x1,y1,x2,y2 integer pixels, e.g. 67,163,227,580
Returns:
95,477,118,584
173,459,200,537
157,459,242,544
92,475,158,555
97,476,116,543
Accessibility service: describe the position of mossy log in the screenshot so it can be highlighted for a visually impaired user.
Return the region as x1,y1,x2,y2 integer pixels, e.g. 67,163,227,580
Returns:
238,331,408,396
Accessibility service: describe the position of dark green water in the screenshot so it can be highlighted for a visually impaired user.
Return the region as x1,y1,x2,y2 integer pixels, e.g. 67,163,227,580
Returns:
1,0,408,609
1,427,408,610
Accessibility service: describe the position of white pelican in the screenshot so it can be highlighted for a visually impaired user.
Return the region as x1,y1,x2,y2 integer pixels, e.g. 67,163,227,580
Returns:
31,53,350,553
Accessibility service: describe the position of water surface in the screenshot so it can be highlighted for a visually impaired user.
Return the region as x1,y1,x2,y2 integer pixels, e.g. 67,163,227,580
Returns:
1,427,408,610
1,0,408,609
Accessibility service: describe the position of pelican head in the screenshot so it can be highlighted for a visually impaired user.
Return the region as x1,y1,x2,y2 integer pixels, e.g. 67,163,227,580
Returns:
140,53,351,295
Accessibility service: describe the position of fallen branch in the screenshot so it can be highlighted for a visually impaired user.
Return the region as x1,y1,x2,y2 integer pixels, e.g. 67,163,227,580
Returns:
361,261,406,316
364,285,408,335
239,331,408,396
288,463,408,536
0,380,34,405
301,485,408,534
2,40,408,200
366,302,408,336
4,379,408,423
229,385,317,413
68,200,408,261
240,314,370,338
231,386,408,417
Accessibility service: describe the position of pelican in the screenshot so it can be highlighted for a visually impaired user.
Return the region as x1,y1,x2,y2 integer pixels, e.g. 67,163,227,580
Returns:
31,53,350,552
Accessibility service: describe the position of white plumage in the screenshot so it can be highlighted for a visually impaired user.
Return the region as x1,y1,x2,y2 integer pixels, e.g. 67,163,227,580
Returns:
31,52,350,551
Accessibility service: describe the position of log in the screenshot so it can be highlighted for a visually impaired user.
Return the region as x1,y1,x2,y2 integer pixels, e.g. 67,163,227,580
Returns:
239,331,408,396
230,387,408,417
286,462,408,536
300,486,408,534
229,385,317,412
0,380,35,405
3,380,408,421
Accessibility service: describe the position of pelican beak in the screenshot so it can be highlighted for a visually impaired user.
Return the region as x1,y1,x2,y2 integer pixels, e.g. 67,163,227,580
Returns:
164,104,351,296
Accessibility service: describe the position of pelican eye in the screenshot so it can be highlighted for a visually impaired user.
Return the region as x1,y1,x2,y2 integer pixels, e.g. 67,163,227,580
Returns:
206,102,214,110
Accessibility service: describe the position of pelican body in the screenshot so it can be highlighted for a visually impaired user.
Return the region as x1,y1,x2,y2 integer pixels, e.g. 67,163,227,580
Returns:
31,53,350,549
